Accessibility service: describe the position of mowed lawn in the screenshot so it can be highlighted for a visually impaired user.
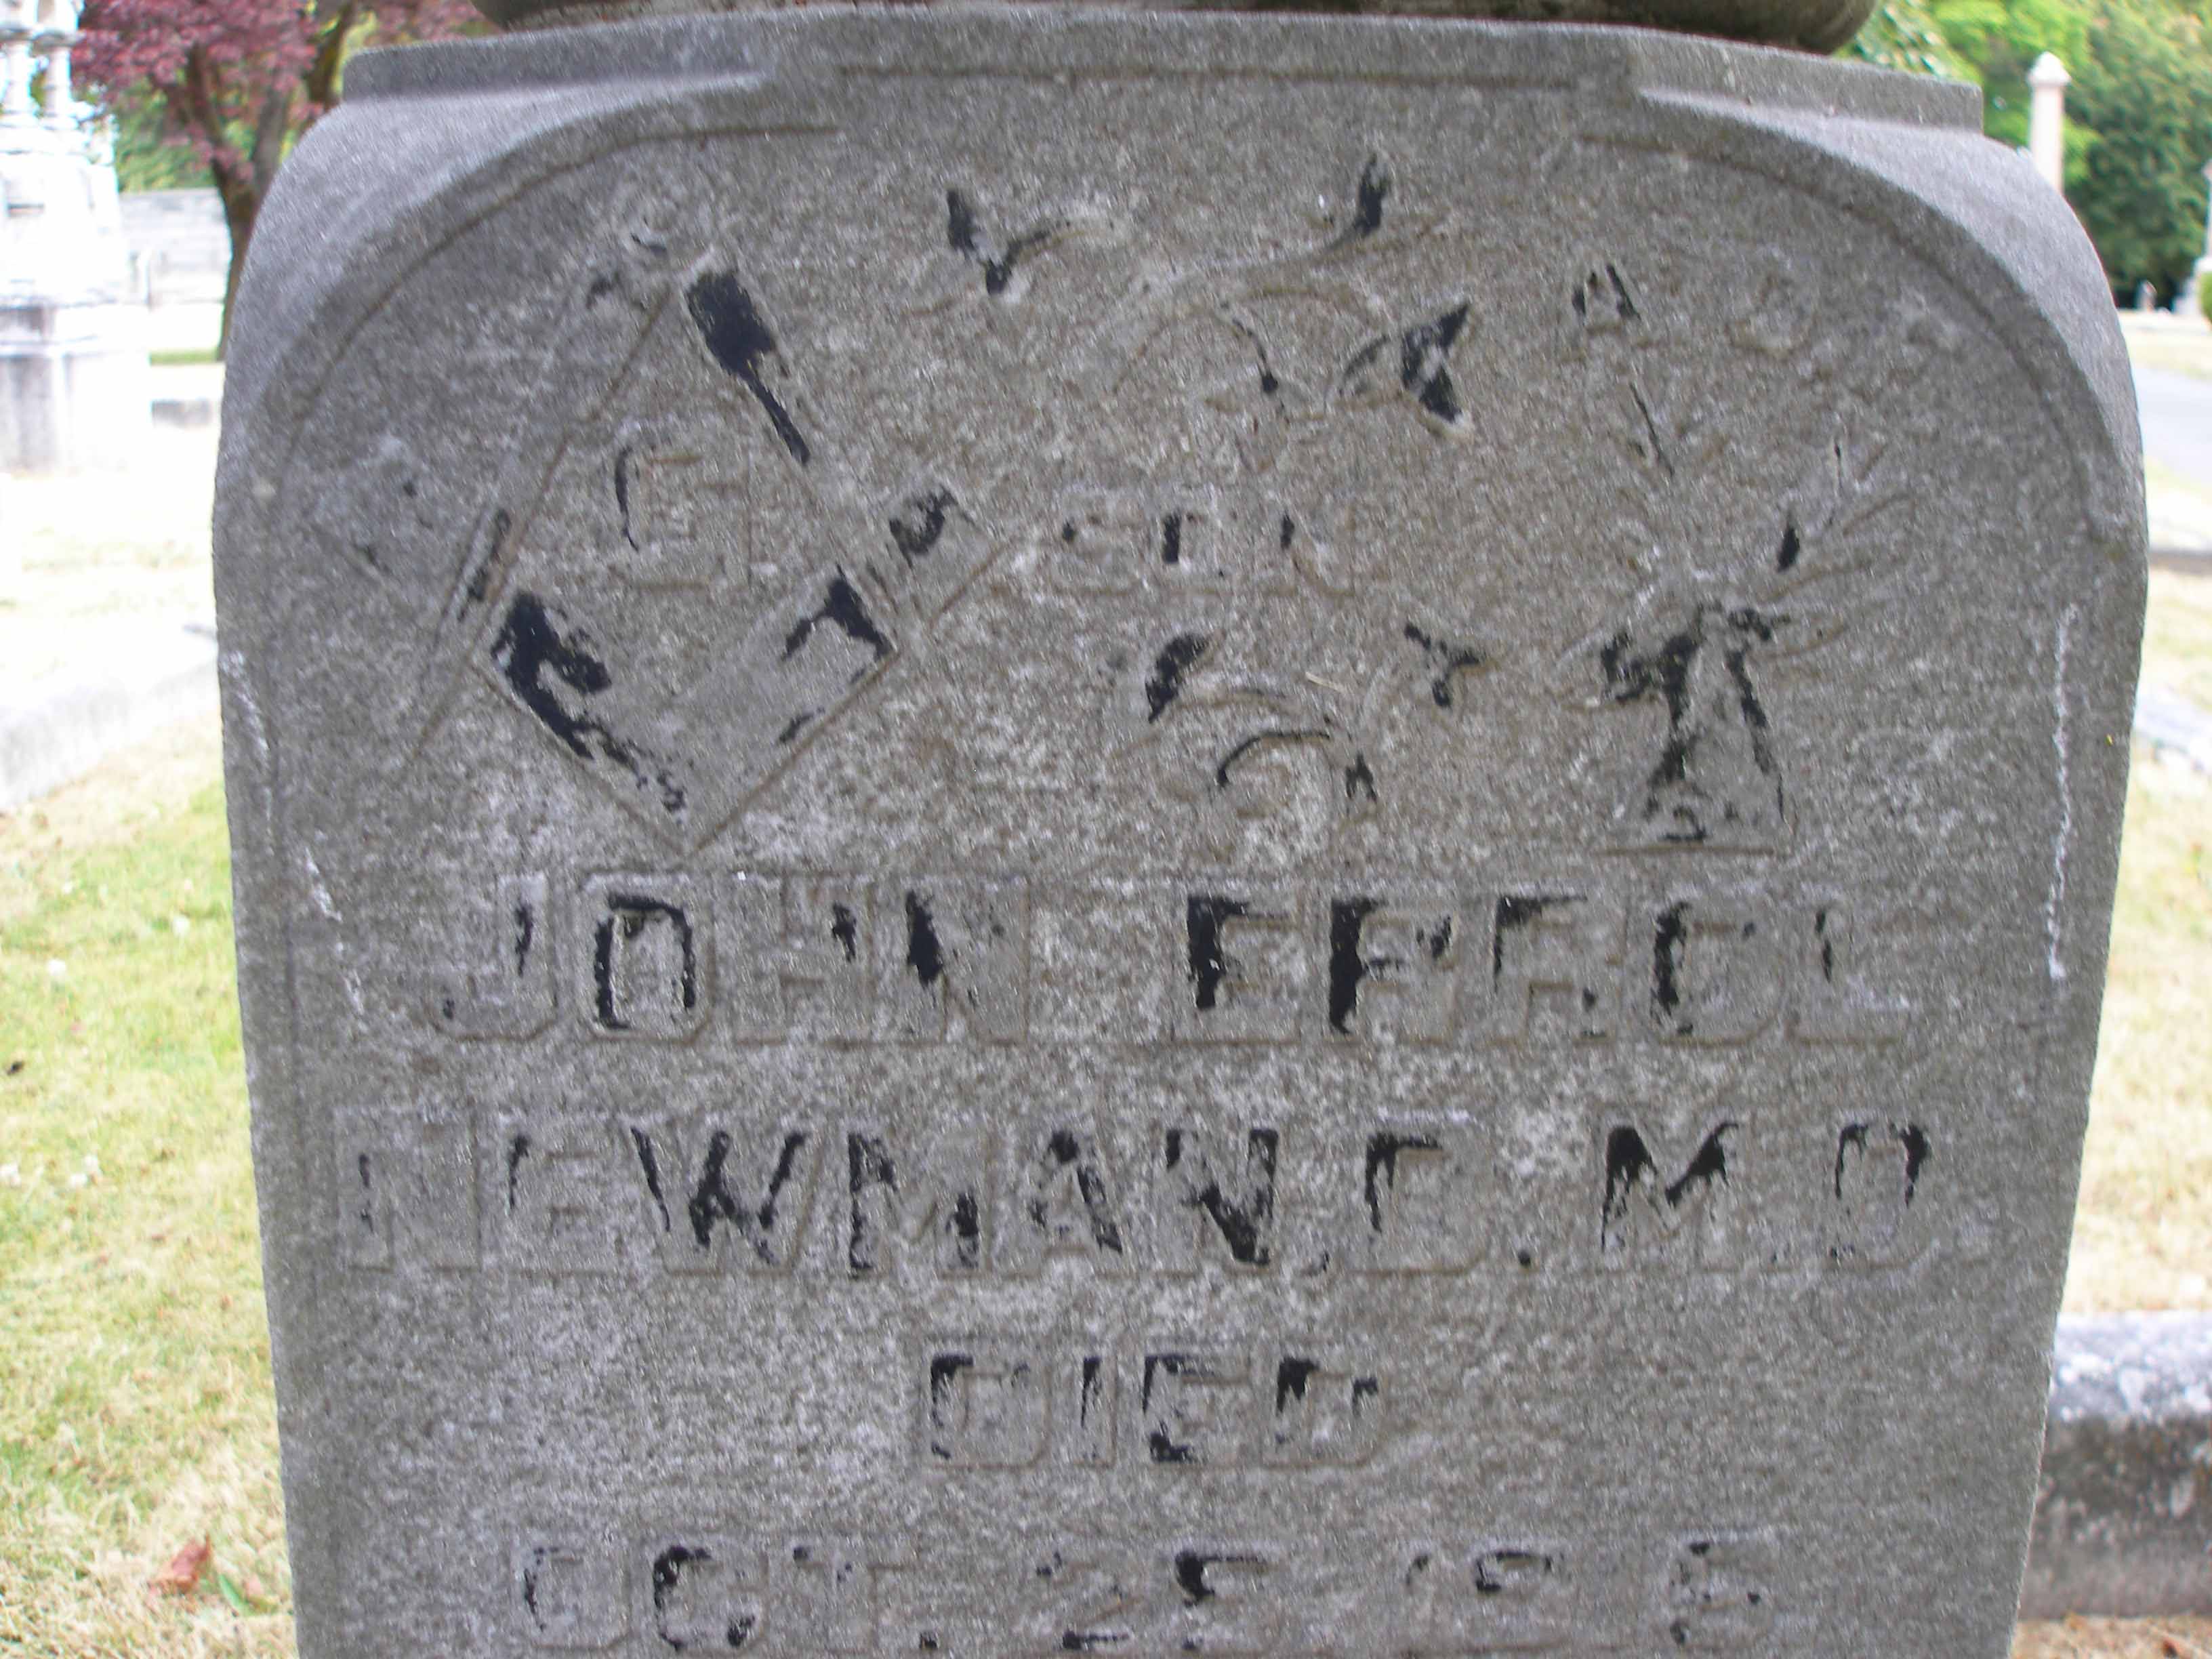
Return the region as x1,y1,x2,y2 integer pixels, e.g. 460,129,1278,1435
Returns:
1,503,2208,1654
0,720,293,1656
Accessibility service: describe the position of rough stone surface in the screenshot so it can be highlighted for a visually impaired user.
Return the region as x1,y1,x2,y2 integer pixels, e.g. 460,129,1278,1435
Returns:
212,14,2145,1656
2022,1315,2212,1619
483,0,1882,66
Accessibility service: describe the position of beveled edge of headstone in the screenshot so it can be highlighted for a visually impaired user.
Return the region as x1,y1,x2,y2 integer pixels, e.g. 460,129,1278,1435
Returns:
349,5,1977,134
469,0,1879,60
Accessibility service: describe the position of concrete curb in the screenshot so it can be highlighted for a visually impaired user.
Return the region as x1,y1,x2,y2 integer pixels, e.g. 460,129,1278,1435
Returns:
148,360,224,430
2022,1313,2212,1617
0,621,219,811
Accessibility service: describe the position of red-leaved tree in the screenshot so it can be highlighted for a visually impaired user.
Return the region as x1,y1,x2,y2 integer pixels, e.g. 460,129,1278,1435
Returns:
76,0,478,356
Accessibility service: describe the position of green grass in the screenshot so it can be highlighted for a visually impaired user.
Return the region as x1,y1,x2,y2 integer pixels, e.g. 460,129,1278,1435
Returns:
2140,562,2212,708
0,737,292,1658
2062,570,2212,1315
147,349,220,369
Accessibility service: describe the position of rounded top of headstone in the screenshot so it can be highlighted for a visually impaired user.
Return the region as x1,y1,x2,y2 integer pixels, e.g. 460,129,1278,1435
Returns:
470,0,1879,57
2027,49,2070,87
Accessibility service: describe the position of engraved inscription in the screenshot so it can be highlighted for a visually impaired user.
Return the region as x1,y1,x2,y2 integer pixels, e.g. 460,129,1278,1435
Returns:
337,1109,1956,1283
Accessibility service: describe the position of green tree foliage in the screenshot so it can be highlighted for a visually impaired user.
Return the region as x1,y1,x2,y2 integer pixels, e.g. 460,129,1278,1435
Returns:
2067,2,2212,300
108,95,212,193
1849,0,2212,302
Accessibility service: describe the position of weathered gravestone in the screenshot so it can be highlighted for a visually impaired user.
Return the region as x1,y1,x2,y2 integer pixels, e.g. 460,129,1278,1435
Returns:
212,7,2146,1654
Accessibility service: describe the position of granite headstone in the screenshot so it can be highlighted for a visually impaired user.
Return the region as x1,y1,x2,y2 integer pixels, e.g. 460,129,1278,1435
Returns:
213,12,2146,1655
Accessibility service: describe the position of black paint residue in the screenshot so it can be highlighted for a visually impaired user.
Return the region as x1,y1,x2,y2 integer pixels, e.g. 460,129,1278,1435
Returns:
1474,1551,1552,1596
1835,1122,1931,1201
1900,1124,1931,1196
520,1547,550,1629
1351,155,1390,238
903,890,947,989
463,508,512,610
1603,1123,1736,1236
506,1133,531,1213
1215,727,1330,791
1225,315,1284,401
927,1351,973,1460
1079,1357,1106,1428
1629,384,1674,477
1275,1355,1322,1413
783,572,893,675
684,271,811,466
830,903,860,964
632,1126,672,1235
630,1126,811,1264
1328,897,1383,1035
613,446,638,550
889,487,957,570
1143,1355,1197,1464
651,1544,754,1651
1171,1551,1262,1605
1492,894,1563,984
490,592,687,819
1034,1129,1123,1255
1186,895,1248,1012
512,899,535,977
847,1133,893,1273
493,592,609,747
1163,1126,1276,1266
1652,901,1690,1036
1426,916,1453,963
1160,512,1183,568
945,187,1067,298
1343,750,1378,804
592,893,697,1031
1399,303,1471,426
1572,263,1639,325
1145,633,1210,724
1403,621,1488,708
1364,1131,1441,1234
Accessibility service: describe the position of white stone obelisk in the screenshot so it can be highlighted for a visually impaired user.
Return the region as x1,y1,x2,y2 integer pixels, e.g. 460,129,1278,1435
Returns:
2180,159,2212,322
0,0,150,471
2028,52,2070,194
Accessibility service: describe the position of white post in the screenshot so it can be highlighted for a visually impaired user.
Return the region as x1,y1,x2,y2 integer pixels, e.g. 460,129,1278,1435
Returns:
2182,159,2212,322
2200,159,2212,263
0,0,36,131
2028,53,2070,194
39,0,77,136
40,43,72,135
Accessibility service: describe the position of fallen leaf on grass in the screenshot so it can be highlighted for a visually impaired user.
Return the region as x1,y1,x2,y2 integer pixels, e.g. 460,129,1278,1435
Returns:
150,1536,211,1596
213,1571,249,1614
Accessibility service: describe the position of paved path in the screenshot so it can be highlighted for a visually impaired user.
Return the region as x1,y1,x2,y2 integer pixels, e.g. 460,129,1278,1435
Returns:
2134,365,2212,489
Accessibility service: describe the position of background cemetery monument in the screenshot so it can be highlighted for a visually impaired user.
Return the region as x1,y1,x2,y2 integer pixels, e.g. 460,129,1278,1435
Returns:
209,1,2148,1653
0,0,148,471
